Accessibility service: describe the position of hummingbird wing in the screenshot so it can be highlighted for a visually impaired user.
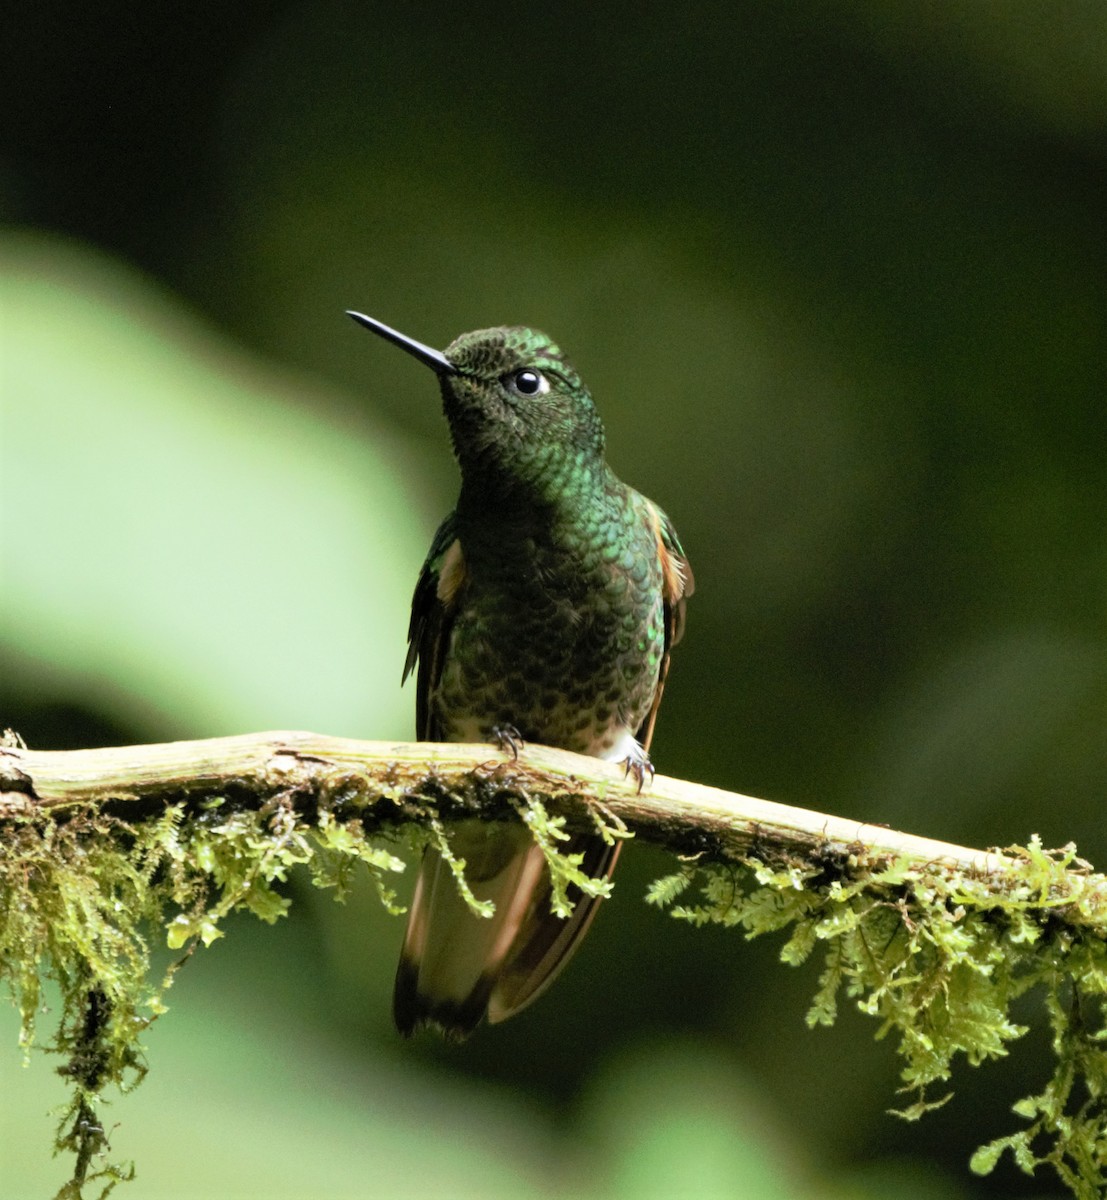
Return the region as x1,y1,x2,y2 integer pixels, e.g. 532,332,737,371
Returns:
634,500,695,754
400,514,542,1036
402,512,461,739
398,512,512,1038
485,500,693,1024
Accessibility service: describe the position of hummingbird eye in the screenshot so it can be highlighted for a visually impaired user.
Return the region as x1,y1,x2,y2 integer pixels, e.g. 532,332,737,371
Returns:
506,369,550,397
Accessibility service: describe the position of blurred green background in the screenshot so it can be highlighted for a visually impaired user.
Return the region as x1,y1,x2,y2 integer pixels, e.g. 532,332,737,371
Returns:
2,3,1104,1196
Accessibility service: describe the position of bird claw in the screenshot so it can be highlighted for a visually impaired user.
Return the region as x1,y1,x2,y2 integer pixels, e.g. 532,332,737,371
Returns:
490,724,525,760
622,746,655,793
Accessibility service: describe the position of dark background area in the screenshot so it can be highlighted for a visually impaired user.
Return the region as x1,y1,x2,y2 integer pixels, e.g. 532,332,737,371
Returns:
3,4,1104,1197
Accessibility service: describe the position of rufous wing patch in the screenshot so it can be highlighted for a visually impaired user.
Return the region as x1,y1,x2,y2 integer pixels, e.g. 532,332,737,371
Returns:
436,538,467,607
649,504,693,613
635,501,693,752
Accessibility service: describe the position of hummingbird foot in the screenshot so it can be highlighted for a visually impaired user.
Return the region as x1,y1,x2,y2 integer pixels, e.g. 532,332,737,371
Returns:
490,724,525,760
621,743,655,793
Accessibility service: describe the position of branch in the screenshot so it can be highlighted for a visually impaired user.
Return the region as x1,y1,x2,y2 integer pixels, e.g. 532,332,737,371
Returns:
1,730,1007,873
3,732,1106,1199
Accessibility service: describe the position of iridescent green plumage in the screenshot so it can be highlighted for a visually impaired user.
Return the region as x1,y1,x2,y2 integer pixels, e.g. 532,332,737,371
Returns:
348,312,692,1037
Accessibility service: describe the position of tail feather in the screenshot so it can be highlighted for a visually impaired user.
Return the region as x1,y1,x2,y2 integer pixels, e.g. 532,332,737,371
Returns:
488,836,620,1023
393,821,618,1038
393,821,541,1038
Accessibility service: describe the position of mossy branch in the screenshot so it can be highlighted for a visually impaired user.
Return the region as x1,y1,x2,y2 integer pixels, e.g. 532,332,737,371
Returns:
0,729,1010,864
2,731,1107,1198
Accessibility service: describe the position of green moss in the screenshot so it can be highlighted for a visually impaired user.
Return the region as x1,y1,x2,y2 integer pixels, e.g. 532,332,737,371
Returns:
0,769,639,1194
647,835,1107,1198
6,764,1107,1200
0,798,408,1198
510,789,631,917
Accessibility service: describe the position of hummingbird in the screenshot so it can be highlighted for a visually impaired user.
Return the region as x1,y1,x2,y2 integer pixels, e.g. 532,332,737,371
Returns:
348,311,693,1039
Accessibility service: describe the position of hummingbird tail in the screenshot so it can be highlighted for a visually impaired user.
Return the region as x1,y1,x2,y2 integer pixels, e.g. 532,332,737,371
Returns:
393,823,620,1037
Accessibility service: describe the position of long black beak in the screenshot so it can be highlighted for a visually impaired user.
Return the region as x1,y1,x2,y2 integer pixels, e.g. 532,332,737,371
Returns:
346,311,456,375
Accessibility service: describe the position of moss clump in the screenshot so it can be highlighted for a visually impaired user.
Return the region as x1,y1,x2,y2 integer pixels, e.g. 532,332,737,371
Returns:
0,769,634,1196
511,789,632,917
7,744,1107,1200
647,835,1107,1199
0,797,406,1198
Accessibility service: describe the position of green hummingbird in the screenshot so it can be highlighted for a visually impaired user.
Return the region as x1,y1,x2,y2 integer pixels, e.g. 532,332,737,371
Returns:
348,311,693,1039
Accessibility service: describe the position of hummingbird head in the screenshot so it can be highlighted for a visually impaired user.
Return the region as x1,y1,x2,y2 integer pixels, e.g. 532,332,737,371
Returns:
441,325,605,469
348,313,607,502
